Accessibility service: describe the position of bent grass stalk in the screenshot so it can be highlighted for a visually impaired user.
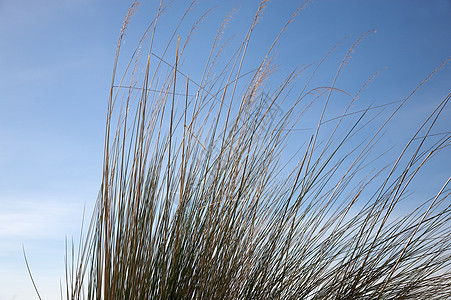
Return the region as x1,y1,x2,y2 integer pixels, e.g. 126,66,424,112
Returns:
56,1,451,299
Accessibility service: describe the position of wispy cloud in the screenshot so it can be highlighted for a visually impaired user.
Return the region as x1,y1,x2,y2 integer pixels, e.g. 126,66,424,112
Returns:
0,198,81,239
0,196,88,300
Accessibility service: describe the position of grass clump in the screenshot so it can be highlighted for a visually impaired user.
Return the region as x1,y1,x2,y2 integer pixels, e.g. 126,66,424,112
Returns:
60,1,450,299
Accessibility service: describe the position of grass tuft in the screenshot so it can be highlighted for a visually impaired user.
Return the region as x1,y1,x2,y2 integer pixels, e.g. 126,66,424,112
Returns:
61,1,450,299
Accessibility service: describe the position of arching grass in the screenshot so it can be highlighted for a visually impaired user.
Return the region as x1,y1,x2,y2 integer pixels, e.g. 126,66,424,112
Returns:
61,1,450,299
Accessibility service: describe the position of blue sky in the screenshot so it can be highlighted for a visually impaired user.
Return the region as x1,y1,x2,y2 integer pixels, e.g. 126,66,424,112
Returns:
0,0,450,299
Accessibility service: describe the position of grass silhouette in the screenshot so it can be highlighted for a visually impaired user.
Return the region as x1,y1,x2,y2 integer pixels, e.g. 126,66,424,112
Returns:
55,1,451,299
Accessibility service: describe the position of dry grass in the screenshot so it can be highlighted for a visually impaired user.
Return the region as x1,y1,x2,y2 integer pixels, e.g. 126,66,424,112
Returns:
57,1,450,299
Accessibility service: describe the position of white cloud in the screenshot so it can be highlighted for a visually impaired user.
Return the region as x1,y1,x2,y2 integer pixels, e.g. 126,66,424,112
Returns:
0,195,90,300
0,199,78,238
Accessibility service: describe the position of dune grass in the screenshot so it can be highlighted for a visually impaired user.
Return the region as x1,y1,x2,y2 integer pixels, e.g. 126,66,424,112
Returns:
58,1,450,299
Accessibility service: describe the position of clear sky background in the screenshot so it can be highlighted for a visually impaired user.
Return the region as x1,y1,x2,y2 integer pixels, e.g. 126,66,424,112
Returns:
0,0,450,299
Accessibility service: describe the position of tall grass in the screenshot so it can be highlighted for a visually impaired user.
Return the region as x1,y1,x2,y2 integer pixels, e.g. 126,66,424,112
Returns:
62,1,450,299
